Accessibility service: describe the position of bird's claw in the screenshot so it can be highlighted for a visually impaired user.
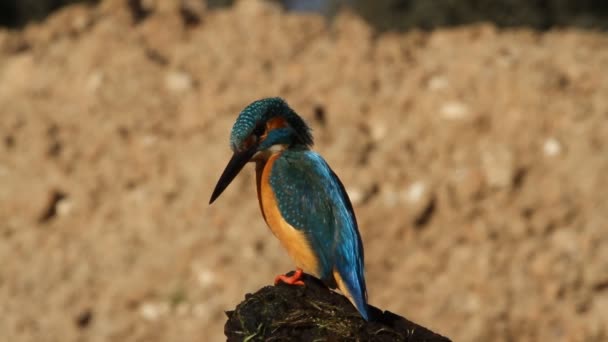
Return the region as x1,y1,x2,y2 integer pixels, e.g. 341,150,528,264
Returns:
274,268,305,286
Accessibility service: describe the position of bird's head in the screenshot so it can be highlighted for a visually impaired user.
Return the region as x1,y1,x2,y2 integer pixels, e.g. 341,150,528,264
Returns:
209,97,313,204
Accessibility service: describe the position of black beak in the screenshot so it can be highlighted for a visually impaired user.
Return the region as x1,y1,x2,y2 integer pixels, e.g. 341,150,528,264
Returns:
209,145,258,204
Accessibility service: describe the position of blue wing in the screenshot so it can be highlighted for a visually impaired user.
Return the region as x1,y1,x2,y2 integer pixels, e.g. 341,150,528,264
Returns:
270,149,368,319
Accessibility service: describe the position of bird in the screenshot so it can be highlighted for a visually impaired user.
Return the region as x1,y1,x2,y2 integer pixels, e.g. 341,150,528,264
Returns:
209,97,369,320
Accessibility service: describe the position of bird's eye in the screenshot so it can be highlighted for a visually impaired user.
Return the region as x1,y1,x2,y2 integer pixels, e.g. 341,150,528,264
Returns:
253,123,265,137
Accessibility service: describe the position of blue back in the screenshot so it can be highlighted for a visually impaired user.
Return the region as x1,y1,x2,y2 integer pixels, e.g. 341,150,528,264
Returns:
269,148,368,319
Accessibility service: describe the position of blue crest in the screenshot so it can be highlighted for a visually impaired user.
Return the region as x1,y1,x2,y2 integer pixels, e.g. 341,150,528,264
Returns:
230,98,313,151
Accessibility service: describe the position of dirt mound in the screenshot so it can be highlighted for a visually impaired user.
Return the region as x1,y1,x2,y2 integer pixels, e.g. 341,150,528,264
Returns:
1,1,607,341
225,273,450,341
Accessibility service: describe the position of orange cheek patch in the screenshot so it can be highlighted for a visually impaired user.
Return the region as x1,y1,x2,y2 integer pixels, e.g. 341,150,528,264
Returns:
260,117,288,141
267,117,288,130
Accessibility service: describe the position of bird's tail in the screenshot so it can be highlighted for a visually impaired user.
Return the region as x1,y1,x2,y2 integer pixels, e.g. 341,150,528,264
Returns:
333,268,369,320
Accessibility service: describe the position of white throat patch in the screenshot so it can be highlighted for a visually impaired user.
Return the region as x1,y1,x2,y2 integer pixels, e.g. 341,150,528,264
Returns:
252,144,288,161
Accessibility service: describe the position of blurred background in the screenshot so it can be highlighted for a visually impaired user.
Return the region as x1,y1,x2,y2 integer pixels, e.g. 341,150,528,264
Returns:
0,0,608,32
3,0,608,29
1,0,607,341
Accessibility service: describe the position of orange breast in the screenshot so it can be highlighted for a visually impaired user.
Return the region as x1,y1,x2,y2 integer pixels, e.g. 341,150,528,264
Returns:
256,154,320,276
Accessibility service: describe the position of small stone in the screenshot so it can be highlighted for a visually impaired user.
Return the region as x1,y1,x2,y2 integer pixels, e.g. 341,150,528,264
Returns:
86,72,104,93
347,187,364,205
427,76,449,91
196,268,216,288
56,197,73,217
38,191,67,223
370,122,387,142
400,181,436,227
543,138,562,157
481,144,514,189
139,302,169,321
403,181,427,204
440,101,470,120
165,70,193,93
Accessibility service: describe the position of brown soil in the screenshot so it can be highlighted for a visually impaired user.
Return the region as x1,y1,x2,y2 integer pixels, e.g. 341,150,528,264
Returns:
225,274,450,341
1,1,607,341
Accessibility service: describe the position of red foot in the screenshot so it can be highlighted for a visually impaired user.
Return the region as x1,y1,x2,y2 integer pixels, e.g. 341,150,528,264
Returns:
274,268,304,286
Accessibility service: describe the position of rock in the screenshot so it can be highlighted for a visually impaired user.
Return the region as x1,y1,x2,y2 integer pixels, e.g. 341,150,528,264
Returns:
440,101,470,120
139,301,169,321
480,143,514,189
346,186,365,206
370,122,387,142
543,137,563,157
86,71,104,93
402,181,437,227
427,75,449,91
403,180,428,204
165,70,193,93
225,273,451,341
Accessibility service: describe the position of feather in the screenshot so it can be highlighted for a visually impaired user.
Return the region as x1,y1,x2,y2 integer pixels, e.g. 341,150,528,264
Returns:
269,149,369,320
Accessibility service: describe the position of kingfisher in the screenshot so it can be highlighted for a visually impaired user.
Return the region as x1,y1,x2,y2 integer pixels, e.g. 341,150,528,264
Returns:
209,97,369,320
